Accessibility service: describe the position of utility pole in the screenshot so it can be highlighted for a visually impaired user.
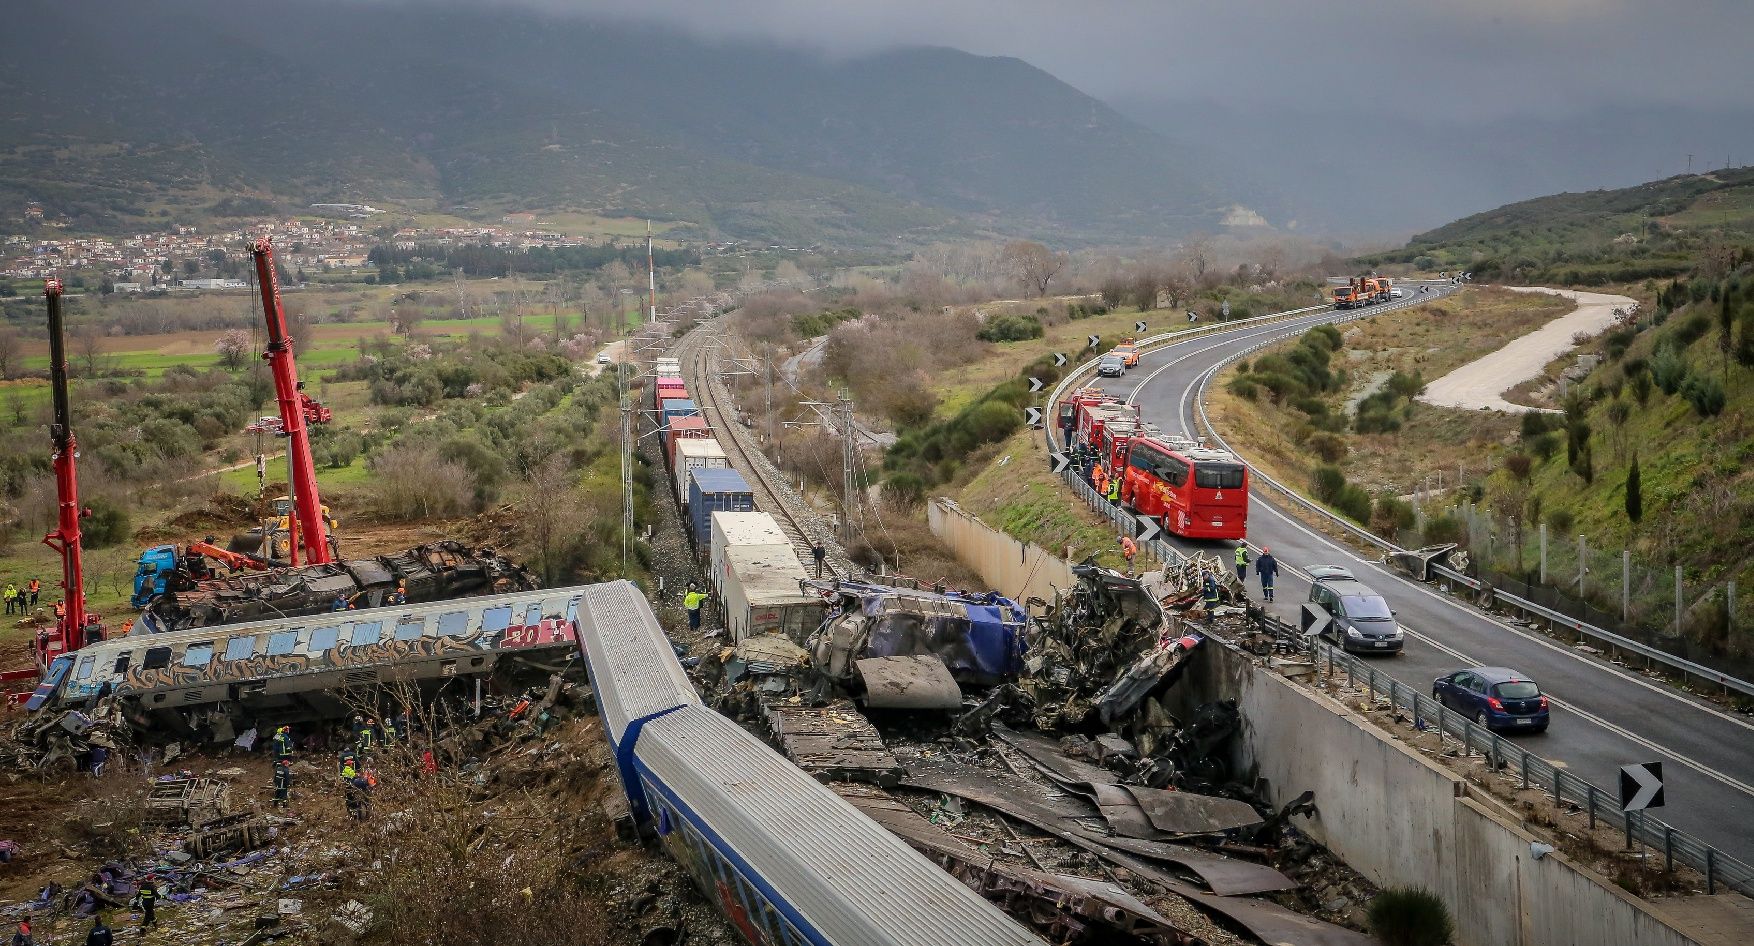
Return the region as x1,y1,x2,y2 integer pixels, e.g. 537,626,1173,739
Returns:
764,354,775,447
619,357,633,576
839,391,859,543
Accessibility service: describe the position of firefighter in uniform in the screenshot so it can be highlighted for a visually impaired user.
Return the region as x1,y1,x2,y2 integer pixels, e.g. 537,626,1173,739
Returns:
272,759,293,808
1234,544,1250,582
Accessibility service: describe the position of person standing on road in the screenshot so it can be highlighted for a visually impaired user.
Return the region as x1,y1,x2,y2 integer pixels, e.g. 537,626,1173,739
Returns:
134,877,160,932
1117,536,1138,576
272,759,293,809
84,915,112,946
1106,474,1121,505
1234,544,1250,582
683,585,706,633
1202,572,1221,610
1256,547,1279,603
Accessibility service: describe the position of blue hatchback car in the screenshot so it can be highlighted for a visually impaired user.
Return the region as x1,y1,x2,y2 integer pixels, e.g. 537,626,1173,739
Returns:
1431,666,1549,733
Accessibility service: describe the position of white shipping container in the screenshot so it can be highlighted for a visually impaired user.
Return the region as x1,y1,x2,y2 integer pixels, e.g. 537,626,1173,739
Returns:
710,511,791,599
721,544,824,643
655,357,682,379
673,438,730,507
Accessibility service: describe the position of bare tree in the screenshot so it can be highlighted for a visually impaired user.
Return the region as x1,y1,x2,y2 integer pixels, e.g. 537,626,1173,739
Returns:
214,328,251,369
1182,237,1213,283
0,326,22,379
68,319,111,377
1000,240,1066,297
518,454,585,585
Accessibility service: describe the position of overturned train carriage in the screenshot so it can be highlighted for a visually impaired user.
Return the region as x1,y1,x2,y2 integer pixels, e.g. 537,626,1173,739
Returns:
33,588,581,738
141,541,538,632
577,580,1043,946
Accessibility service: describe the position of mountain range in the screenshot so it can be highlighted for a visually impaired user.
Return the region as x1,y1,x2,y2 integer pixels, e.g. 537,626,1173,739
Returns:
0,0,1270,246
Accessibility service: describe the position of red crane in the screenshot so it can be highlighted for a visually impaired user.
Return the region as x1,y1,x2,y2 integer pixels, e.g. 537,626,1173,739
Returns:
251,238,332,565
40,279,97,653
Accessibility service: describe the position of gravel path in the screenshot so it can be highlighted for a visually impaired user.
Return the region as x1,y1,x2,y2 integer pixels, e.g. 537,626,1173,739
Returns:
1417,286,1635,413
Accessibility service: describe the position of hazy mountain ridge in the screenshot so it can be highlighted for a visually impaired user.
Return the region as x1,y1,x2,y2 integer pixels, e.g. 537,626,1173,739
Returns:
0,0,1262,245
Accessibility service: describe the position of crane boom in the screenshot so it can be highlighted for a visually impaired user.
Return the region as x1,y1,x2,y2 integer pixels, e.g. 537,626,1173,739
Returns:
40,279,91,652
250,238,331,565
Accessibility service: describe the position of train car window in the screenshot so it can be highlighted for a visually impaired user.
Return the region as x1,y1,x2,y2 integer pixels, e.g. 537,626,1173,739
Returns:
394,621,424,642
224,636,257,660
182,643,214,667
307,626,340,653
267,631,299,656
112,653,131,675
1194,461,1246,489
436,611,469,637
523,604,544,629
349,622,383,646
482,606,513,634
566,599,579,625
75,655,95,681
142,647,172,670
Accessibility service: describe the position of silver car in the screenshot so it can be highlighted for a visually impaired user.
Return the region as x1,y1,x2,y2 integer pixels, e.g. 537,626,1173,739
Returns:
1097,355,1125,377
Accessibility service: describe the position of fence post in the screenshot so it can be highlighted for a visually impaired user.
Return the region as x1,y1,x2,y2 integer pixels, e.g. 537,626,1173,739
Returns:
1675,564,1684,633
1663,826,1674,873
1707,848,1717,894
1729,581,1737,634
1520,750,1529,790
1367,669,1375,706
1388,679,1398,713
1623,550,1631,624
1554,767,1564,807
1626,808,1635,851
1539,523,1548,583
1587,785,1597,830
1578,534,1586,595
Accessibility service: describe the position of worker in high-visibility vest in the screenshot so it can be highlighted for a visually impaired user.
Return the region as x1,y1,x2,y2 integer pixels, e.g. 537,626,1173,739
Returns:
1107,474,1121,504
1117,536,1138,576
1234,544,1251,582
683,586,707,632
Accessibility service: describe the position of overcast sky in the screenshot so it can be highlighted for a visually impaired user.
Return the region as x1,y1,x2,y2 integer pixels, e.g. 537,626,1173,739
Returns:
473,0,1754,122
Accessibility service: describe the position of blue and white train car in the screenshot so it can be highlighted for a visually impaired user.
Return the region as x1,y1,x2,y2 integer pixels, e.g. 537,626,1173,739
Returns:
576,581,1043,946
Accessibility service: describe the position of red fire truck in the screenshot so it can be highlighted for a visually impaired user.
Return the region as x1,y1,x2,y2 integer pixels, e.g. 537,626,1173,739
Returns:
1118,437,1249,540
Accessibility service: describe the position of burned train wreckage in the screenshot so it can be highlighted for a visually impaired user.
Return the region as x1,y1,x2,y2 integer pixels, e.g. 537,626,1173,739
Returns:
133,540,538,633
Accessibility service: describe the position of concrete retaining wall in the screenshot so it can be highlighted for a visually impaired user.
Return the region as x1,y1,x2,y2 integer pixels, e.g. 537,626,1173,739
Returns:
1175,641,1701,946
927,499,1075,605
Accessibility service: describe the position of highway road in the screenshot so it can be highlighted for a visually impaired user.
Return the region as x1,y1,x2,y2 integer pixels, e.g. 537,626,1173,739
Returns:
1084,287,1754,862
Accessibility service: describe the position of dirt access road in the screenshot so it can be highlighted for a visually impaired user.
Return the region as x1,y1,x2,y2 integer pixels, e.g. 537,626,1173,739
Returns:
1417,286,1635,413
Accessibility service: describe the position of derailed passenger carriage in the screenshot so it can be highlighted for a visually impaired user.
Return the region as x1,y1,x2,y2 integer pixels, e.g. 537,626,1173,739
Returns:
576,580,1043,946
36,588,580,738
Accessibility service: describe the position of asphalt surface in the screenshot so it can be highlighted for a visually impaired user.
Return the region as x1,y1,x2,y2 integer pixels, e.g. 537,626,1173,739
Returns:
1084,286,1754,861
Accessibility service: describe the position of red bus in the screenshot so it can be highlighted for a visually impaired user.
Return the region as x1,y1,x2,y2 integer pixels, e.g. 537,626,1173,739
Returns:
1119,438,1249,540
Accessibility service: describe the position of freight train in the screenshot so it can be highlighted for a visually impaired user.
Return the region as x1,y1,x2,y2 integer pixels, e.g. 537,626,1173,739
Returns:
575,579,1044,946
1059,385,1250,541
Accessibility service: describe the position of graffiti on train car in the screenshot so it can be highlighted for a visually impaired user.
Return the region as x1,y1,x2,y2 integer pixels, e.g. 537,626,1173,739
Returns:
113,617,577,695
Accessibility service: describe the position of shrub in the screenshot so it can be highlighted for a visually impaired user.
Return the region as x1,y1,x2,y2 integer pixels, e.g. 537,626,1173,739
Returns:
1227,376,1260,401
1422,513,1464,545
976,314,1044,342
1674,312,1711,346
1649,342,1688,394
1503,453,1532,483
883,472,926,507
1335,484,1373,524
1385,370,1426,399
1291,396,1329,418
1547,507,1574,534
1681,374,1725,416
1629,370,1652,406
1372,495,1416,536
81,496,132,548
1368,887,1455,946
1312,465,1347,503
1528,431,1561,461
1520,412,1558,439
1354,407,1402,434
1307,432,1348,462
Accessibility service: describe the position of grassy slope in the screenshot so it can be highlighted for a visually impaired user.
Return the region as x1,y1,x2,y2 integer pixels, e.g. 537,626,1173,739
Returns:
1210,287,1573,496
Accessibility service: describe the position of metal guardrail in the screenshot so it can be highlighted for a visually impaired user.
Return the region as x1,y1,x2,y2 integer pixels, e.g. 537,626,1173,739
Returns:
1185,324,1754,700
1264,617,1754,898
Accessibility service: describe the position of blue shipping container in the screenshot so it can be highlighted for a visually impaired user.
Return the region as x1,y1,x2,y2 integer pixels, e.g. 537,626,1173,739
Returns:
688,468,754,543
661,398,699,422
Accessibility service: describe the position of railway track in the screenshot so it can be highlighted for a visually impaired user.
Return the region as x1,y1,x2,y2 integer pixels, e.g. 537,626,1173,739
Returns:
675,320,855,577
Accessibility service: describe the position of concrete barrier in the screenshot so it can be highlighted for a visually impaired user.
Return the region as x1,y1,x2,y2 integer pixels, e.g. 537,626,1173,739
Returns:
1173,640,1703,946
927,498,1075,605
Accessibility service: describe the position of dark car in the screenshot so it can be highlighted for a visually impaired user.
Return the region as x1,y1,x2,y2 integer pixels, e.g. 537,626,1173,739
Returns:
1305,565,1402,654
1432,667,1549,733
1097,355,1126,377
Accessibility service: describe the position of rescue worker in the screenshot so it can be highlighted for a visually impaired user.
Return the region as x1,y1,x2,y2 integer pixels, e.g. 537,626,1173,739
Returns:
1255,547,1279,603
1106,473,1121,504
11,921,32,946
344,770,370,821
331,593,349,612
53,600,65,623
119,619,133,636
381,713,397,745
3,582,16,615
271,725,294,762
1117,536,1138,576
683,585,706,633
1092,463,1108,498
134,877,160,932
1234,544,1251,582
1202,572,1221,610
357,718,376,755
85,914,113,946
27,578,40,609
272,759,293,808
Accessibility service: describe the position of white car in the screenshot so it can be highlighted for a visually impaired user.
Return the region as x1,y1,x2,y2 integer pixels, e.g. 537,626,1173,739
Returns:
1390,287,1405,299
597,353,612,365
